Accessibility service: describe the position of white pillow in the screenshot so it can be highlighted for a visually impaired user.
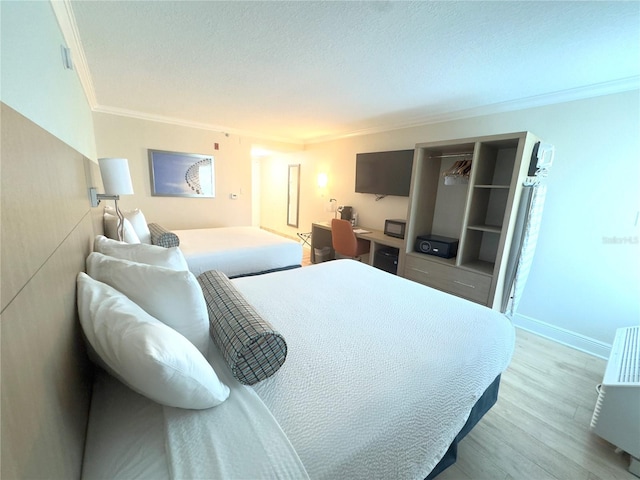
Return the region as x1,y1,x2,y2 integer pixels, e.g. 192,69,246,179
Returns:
103,213,141,244
86,252,209,354
76,272,229,409
93,235,189,271
105,206,152,244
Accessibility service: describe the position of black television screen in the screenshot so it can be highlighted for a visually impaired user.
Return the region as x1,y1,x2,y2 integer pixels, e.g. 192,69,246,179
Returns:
355,149,414,197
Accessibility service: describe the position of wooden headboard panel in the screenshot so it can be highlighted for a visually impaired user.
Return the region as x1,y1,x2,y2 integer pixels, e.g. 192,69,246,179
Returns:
1,103,103,478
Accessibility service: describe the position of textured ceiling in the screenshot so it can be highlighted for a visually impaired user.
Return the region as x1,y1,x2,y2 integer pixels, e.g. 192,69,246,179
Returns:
69,0,639,143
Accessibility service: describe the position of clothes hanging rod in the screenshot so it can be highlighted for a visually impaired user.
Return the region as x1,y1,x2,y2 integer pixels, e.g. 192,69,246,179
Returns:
428,153,473,159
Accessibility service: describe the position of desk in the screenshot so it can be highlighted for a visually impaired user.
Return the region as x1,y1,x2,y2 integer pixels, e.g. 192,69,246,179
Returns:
310,221,405,268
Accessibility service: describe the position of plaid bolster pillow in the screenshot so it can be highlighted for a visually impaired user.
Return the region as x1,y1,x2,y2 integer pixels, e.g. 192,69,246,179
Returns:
148,223,180,248
197,270,287,385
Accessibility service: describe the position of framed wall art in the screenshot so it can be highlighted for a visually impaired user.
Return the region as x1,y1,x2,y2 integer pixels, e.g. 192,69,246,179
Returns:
148,149,215,198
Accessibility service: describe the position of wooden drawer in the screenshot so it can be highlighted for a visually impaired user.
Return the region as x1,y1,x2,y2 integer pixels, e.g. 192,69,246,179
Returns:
404,254,491,305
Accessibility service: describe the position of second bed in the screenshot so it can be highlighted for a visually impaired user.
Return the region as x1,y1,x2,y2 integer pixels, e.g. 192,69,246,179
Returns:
172,226,303,278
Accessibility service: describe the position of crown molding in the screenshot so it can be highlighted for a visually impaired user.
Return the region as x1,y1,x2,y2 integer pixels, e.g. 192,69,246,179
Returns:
305,76,640,144
49,0,638,147
93,76,638,147
92,105,304,146
51,0,97,108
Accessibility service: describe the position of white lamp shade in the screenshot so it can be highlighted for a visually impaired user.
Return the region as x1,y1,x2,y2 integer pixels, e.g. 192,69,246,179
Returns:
98,158,134,195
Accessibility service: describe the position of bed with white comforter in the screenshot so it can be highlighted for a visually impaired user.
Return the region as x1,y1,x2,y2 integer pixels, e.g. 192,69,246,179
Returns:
82,260,515,479
173,226,303,277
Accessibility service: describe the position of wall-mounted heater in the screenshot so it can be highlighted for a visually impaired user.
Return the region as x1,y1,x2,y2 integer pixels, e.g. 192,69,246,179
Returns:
590,326,640,477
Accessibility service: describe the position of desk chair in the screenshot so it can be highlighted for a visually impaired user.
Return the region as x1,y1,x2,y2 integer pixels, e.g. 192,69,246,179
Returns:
331,218,370,260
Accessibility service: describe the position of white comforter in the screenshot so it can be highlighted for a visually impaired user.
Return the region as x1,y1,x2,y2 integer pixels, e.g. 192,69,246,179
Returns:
85,260,515,480
174,226,303,277
164,344,309,480
233,260,515,479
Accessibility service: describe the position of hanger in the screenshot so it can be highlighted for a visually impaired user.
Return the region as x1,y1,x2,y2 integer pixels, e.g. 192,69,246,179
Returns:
444,159,471,176
426,152,473,184
441,156,472,185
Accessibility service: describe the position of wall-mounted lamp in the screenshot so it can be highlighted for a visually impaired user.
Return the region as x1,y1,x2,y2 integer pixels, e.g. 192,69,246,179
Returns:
317,173,328,189
89,158,134,241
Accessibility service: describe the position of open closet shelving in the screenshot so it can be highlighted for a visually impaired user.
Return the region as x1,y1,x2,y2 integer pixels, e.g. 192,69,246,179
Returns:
401,132,542,310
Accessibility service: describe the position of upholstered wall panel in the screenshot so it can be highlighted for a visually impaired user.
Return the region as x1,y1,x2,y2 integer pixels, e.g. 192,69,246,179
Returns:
1,214,94,478
1,104,91,312
1,102,95,479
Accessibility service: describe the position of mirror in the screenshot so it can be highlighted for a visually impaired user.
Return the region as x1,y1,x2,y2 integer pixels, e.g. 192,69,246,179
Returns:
287,164,300,227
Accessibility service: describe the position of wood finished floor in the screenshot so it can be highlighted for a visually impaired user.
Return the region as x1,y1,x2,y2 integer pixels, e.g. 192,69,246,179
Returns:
437,328,634,480
300,247,634,480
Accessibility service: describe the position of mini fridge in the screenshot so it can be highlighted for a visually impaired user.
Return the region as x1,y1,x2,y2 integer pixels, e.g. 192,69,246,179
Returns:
374,247,399,275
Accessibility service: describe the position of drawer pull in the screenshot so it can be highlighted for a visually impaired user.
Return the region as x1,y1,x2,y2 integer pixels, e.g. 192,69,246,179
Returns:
453,280,475,289
409,268,429,275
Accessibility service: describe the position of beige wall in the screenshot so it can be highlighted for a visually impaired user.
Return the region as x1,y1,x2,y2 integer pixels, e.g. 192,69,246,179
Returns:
259,151,312,237
260,90,640,354
258,135,413,237
93,112,299,230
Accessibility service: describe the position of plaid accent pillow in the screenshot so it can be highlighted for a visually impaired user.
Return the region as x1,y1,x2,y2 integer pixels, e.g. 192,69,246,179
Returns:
198,270,287,385
148,223,180,248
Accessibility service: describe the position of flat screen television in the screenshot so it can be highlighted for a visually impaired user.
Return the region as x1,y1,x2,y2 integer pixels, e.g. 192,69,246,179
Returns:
355,149,414,197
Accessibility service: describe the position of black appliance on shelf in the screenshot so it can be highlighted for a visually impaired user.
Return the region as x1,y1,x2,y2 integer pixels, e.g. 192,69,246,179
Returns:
374,247,399,275
339,206,353,221
415,234,459,258
384,219,406,239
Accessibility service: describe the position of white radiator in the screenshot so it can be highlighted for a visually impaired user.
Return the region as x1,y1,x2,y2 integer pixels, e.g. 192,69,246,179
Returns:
590,326,640,477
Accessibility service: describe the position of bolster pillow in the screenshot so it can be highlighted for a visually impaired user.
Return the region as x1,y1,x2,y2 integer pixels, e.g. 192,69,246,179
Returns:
148,223,180,248
198,270,287,385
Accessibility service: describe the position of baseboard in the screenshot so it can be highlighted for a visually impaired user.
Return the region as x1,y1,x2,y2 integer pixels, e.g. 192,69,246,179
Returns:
511,313,611,359
260,226,301,243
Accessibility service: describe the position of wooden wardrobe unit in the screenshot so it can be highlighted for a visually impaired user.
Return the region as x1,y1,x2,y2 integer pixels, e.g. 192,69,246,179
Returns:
401,131,543,311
